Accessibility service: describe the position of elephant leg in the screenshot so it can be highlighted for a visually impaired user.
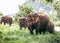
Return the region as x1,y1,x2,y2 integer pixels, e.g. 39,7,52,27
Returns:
30,29,33,35
24,26,26,29
42,31,46,34
36,26,41,35
28,27,34,35
39,31,41,34
42,28,46,34
4,22,6,25
9,22,12,26
1,21,2,24
39,28,42,34
20,26,22,30
9,23,11,26
36,28,39,35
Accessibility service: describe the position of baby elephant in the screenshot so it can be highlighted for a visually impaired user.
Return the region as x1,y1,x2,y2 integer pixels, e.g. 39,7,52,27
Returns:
19,17,27,30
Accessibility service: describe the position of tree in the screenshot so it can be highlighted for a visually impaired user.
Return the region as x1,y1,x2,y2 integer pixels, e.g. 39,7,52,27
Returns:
14,5,34,21
53,1,60,20
31,0,53,4
44,0,60,20
32,0,60,20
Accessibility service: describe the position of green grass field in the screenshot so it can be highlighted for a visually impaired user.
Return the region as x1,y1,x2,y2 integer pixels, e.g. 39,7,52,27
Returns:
0,24,60,43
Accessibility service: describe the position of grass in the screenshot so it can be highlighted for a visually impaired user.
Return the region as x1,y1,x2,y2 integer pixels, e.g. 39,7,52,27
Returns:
0,24,60,43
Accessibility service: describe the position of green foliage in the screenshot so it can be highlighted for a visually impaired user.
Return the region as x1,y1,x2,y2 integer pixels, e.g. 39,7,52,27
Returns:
54,21,60,26
56,14,60,20
31,0,53,3
0,24,60,43
45,0,53,3
48,32,60,43
31,0,35,2
49,14,57,21
31,0,53,4
43,0,60,20
54,1,60,10
0,32,3,43
31,0,60,20
45,0,60,20
19,5,34,15
48,14,60,26
53,1,60,20
14,5,34,21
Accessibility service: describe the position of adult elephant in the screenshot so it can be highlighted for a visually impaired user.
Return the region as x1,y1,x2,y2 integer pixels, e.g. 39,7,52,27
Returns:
19,17,27,30
27,12,50,35
46,21,55,34
1,16,13,26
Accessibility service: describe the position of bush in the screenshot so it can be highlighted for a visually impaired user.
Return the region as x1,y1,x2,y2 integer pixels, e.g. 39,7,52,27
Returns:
14,5,34,21
0,24,60,43
54,21,60,26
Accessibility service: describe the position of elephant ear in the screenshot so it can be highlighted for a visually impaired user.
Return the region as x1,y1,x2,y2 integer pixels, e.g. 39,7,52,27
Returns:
36,17,39,23
34,13,40,23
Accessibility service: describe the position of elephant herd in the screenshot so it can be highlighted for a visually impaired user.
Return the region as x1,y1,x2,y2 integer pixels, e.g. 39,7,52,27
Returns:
0,12,55,35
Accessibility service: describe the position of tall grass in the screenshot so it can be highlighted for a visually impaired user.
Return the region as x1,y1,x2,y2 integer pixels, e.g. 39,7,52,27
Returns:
0,24,60,43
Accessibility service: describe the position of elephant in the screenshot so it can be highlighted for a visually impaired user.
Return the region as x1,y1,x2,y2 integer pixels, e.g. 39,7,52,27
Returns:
19,17,28,30
27,12,50,35
1,16,13,26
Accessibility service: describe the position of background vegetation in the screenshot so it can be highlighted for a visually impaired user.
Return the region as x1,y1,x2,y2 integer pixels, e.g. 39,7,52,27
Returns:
14,5,34,21
13,0,60,26
0,0,60,43
0,24,60,43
